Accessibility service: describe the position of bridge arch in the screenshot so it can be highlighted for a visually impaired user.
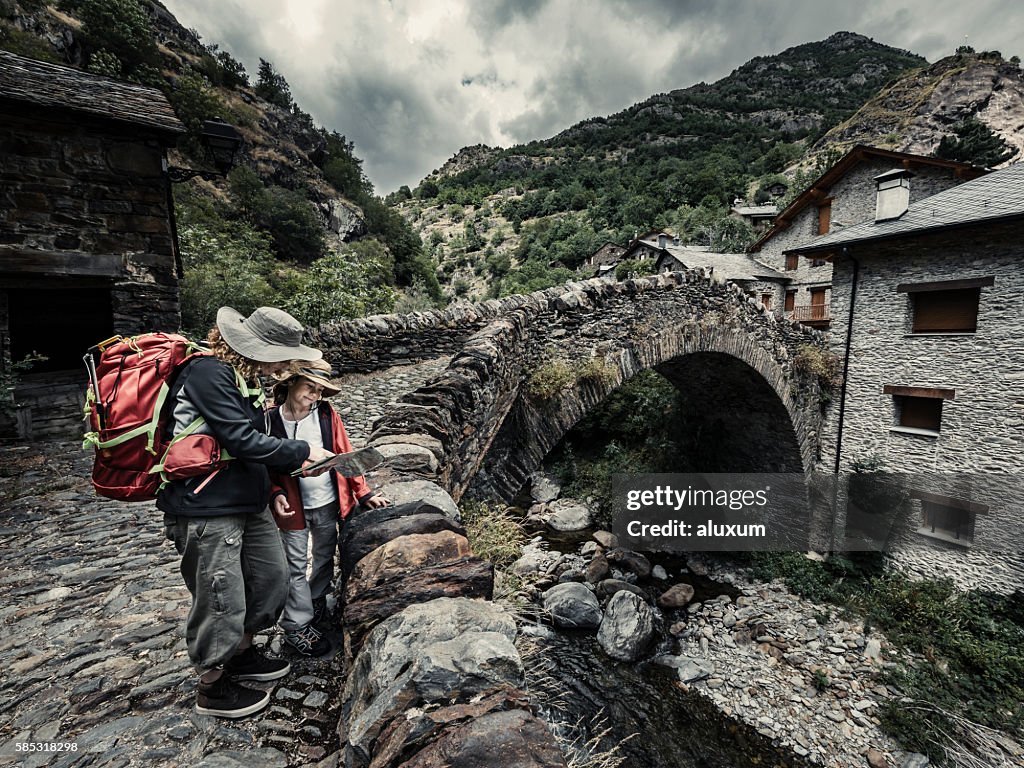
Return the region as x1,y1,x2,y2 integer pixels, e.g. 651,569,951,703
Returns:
325,271,831,503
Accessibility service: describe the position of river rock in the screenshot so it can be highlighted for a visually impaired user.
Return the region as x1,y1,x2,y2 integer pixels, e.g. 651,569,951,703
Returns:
657,583,696,609
585,552,610,583
864,638,882,661
652,565,668,580
596,579,649,603
546,499,592,532
606,548,651,578
593,530,618,549
597,591,655,662
901,754,930,768
530,472,561,503
511,543,558,576
656,655,716,683
866,747,890,768
542,582,602,629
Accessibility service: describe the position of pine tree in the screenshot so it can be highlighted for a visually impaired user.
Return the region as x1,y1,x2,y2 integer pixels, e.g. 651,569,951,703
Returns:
255,58,292,109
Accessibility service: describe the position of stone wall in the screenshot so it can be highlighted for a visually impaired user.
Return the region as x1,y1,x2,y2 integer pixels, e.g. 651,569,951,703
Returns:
348,271,829,506
822,220,1024,593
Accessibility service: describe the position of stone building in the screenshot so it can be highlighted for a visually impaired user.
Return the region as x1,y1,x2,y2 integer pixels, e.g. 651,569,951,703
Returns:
0,50,185,439
622,232,788,309
585,241,627,278
790,161,1024,593
728,204,777,233
750,146,985,330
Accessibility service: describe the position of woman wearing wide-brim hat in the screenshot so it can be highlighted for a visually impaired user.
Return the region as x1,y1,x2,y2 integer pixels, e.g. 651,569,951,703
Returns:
158,306,334,718
267,359,389,656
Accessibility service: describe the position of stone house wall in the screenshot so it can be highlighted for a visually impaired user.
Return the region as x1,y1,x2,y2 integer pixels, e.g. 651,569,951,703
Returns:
754,161,973,322
821,220,1024,593
0,105,180,438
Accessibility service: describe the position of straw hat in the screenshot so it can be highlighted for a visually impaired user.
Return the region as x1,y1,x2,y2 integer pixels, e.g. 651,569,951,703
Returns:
273,358,341,397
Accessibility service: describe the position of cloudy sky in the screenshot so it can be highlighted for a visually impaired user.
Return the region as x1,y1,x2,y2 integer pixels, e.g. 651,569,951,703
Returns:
162,0,1023,194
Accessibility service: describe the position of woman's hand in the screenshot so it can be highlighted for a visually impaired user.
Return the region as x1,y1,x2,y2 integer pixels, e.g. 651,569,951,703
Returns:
302,446,334,477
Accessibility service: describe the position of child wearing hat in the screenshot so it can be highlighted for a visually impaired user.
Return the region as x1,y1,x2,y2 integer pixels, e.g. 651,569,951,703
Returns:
268,359,389,656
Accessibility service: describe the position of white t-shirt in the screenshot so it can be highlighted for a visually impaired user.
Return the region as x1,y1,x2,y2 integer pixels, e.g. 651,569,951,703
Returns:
280,410,337,510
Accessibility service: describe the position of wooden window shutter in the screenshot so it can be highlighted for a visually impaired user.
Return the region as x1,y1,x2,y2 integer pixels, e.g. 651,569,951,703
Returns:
785,254,799,270
912,289,980,333
810,288,826,306
784,291,796,311
898,396,942,430
817,203,831,235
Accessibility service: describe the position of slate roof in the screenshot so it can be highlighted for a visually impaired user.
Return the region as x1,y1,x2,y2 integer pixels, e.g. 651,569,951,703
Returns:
656,245,787,282
748,145,986,253
788,161,1024,254
0,50,184,134
731,205,778,217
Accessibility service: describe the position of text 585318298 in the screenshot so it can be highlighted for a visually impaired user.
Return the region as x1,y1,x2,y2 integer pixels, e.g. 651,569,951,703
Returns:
14,743,78,752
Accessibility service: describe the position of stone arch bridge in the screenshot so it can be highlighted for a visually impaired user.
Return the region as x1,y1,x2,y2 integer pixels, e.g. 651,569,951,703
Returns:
310,270,831,504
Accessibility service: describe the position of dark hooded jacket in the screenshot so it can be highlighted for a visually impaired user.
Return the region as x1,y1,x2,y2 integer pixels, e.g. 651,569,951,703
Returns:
156,357,309,517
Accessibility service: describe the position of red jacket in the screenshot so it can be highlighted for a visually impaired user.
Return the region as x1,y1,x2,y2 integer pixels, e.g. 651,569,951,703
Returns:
268,401,374,531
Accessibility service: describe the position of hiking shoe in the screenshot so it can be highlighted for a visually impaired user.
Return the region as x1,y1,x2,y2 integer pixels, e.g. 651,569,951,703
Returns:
311,596,328,626
224,645,290,681
283,623,331,657
196,675,270,719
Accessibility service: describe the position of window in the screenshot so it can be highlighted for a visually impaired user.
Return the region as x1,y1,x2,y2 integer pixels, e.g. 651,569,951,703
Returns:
761,293,772,311
884,385,954,434
912,491,984,546
810,258,827,267
785,254,799,271
817,202,831,235
897,277,993,334
784,290,796,312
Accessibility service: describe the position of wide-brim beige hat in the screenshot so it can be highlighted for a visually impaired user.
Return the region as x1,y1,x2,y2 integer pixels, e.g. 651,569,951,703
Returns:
216,306,322,363
272,358,342,397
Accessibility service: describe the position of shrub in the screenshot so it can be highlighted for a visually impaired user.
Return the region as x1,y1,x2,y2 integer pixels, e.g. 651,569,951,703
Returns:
792,344,842,392
459,500,526,569
527,359,575,401
283,248,396,327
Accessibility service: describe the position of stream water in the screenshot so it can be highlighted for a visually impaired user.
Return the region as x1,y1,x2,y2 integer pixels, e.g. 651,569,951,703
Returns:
524,523,810,768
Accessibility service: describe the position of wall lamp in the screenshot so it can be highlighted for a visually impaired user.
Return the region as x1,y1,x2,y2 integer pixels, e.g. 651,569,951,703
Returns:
166,118,243,183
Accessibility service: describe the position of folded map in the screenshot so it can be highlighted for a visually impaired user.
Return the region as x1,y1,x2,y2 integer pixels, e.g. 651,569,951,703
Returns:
291,446,384,477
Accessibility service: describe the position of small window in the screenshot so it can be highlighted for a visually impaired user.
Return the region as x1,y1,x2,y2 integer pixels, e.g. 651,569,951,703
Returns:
911,289,980,333
785,254,799,271
895,395,942,431
784,290,796,312
810,258,827,267
761,293,772,311
919,501,974,545
817,202,831,235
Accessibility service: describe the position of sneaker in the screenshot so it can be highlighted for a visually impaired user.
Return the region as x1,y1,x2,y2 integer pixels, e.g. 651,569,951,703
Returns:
311,597,328,626
224,645,291,681
196,675,270,719
283,623,331,657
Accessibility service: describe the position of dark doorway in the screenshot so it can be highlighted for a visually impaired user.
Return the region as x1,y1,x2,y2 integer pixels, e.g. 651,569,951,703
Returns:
8,284,113,372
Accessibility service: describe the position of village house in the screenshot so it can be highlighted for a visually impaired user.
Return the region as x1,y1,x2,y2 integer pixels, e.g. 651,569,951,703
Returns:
750,146,986,330
728,203,777,234
0,51,185,439
584,241,627,278
789,161,1024,594
616,231,789,308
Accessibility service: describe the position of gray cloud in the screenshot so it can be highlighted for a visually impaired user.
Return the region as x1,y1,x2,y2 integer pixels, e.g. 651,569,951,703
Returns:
162,0,1022,193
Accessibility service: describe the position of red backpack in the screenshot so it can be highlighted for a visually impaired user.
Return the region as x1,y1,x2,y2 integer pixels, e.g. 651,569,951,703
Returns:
82,333,239,501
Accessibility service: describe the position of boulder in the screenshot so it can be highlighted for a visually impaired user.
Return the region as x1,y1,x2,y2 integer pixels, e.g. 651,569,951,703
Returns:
530,472,561,504
546,499,591,532
592,531,618,549
657,583,696,609
655,654,715,683
340,509,465,579
511,544,558,577
345,531,472,593
596,579,649,603
597,591,655,662
542,582,602,629
606,548,651,578
378,480,460,519
584,553,609,584
397,709,566,768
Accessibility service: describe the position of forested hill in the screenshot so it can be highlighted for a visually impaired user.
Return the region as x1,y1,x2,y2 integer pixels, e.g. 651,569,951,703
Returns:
395,33,930,300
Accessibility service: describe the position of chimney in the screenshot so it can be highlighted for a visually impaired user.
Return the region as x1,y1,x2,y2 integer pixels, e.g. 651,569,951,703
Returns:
874,168,913,222
658,234,668,248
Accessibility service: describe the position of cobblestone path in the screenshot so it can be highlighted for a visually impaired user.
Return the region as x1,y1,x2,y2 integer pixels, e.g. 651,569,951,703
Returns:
0,357,450,768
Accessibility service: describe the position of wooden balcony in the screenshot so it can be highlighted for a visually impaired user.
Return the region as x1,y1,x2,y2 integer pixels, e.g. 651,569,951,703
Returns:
788,304,831,325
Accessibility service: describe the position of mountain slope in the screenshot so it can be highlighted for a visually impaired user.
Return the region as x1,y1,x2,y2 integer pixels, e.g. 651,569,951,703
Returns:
807,49,1024,167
